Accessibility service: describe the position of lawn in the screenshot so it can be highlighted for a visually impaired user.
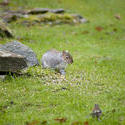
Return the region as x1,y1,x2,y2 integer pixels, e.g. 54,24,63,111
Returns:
0,0,125,125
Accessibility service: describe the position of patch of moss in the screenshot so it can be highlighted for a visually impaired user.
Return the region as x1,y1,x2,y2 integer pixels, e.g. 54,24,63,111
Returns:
38,13,75,24
19,15,40,22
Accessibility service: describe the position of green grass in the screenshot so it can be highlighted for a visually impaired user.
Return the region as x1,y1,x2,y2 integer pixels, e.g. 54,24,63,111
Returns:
0,0,125,125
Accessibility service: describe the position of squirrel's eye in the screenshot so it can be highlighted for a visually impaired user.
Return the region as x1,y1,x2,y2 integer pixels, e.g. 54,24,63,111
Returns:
66,56,69,59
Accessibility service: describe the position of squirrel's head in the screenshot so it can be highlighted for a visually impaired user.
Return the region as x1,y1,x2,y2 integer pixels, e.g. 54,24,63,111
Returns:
62,50,73,64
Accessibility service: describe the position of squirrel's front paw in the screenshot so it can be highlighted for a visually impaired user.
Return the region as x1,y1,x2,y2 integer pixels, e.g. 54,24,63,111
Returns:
60,70,66,75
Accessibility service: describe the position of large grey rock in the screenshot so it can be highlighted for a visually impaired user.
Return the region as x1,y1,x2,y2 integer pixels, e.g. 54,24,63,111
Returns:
27,8,65,15
27,8,49,14
50,9,65,13
2,13,22,23
0,10,28,23
0,41,39,67
0,8,87,26
0,50,27,73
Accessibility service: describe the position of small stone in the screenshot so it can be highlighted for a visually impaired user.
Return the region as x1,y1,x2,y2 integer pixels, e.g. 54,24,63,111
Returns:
79,18,87,23
72,14,87,23
10,101,14,105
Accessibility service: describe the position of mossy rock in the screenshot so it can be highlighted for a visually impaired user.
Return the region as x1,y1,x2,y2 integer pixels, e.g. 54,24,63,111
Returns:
17,13,81,25
0,20,13,38
0,8,87,26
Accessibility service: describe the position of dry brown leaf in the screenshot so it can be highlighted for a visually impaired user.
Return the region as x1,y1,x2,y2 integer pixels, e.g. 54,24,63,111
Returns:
114,14,121,20
54,117,67,123
82,31,89,34
71,121,83,125
0,1,9,6
95,26,103,32
26,120,39,125
84,121,89,125
41,120,47,125
113,28,117,32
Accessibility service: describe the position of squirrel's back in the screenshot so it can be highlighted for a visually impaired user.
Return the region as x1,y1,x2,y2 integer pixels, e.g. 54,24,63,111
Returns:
41,49,73,74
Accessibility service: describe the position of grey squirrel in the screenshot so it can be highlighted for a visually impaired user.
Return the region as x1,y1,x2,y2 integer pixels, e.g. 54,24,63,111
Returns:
41,49,73,75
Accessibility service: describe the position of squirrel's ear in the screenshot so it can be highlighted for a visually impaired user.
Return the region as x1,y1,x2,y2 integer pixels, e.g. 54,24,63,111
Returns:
62,50,66,56
62,50,65,53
